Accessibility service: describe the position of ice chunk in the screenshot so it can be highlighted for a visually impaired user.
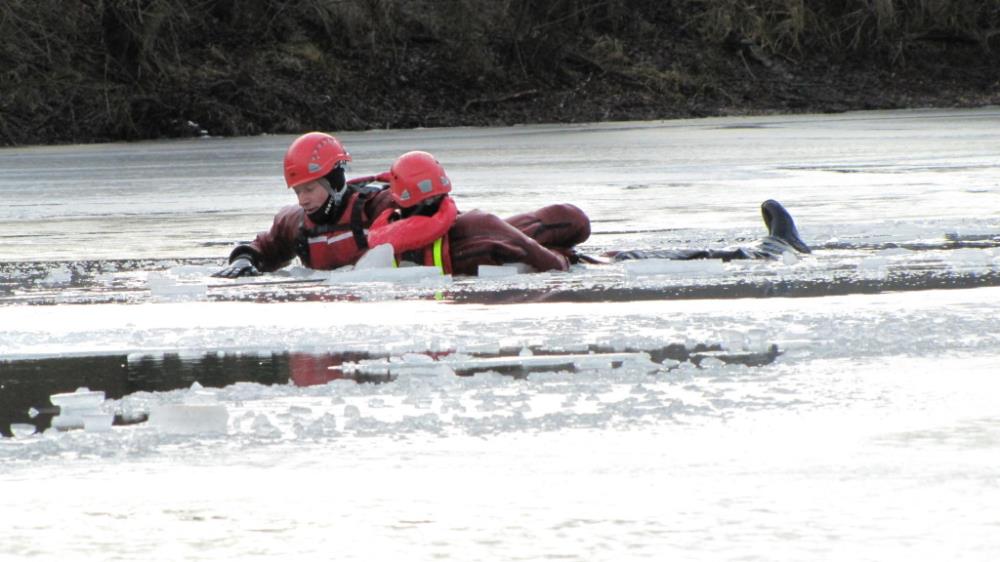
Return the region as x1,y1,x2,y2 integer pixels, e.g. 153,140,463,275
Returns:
945,248,992,268
355,244,396,270
39,265,72,285
327,265,448,284
618,354,661,373
573,356,613,370
251,414,281,438
623,259,726,277
51,415,84,430
399,353,435,364
83,413,114,433
185,383,219,405
306,413,338,435
857,256,889,279
720,330,745,352
699,356,726,369
878,247,912,257
147,272,207,300
745,329,770,353
167,265,216,278
50,388,103,426
50,388,105,411
148,404,229,435
457,342,501,355
390,363,455,377
478,264,534,277
279,265,331,280
288,405,313,416
10,423,36,438
446,351,650,372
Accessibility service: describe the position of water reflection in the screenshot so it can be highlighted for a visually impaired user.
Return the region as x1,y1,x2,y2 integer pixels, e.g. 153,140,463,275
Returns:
1,343,779,437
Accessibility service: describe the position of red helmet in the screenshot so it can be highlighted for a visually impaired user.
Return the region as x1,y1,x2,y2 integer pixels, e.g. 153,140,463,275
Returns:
388,151,451,208
283,132,352,189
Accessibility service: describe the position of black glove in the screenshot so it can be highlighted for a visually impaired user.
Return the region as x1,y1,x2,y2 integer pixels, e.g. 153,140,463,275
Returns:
212,257,261,278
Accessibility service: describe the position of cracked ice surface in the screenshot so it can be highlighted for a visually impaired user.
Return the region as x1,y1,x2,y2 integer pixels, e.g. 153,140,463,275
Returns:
3,108,1000,561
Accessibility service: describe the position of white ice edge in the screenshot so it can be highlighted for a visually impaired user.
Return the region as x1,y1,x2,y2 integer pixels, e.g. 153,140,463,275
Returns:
344,351,659,374
3,285,1000,361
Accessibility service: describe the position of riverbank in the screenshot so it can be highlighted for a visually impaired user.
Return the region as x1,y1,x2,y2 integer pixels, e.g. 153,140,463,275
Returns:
2,1,998,145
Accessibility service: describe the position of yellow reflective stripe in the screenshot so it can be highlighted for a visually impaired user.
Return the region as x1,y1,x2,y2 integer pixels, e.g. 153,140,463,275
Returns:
432,238,445,275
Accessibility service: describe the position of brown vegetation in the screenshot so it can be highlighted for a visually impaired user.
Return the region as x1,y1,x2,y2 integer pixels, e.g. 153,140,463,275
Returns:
1,0,998,146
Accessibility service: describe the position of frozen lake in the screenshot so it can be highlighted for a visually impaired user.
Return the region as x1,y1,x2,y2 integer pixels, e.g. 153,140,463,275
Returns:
2,108,1000,560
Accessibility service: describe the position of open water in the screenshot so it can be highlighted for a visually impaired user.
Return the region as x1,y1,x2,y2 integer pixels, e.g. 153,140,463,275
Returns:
2,108,1000,561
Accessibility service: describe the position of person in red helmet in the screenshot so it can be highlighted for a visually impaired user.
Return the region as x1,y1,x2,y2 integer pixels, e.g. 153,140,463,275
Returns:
213,132,396,277
214,134,591,278
367,151,590,275
365,151,458,271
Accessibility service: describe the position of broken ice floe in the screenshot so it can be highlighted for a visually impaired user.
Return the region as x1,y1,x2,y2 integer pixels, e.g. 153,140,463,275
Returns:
9,423,37,438
478,264,535,277
49,387,110,432
38,264,73,285
857,256,890,280
354,243,396,269
719,328,771,353
943,248,995,270
322,244,451,284
780,251,799,265
622,259,726,278
324,247,450,285
147,271,207,300
327,266,450,285
342,351,665,378
147,382,229,435
148,403,229,435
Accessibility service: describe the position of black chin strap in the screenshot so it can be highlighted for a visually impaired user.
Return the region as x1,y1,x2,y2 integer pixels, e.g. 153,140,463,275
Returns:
307,167,349,222
302,185,376,243
326,167,347,204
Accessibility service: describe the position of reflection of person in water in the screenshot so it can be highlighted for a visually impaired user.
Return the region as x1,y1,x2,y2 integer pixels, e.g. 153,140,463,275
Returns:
602,199,812,263
287,352,397,386
287,353,348,387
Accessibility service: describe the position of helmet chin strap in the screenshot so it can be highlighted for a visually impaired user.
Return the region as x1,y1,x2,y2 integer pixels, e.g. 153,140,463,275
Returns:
309,167,349,223
323,166,348,206
322,182,343,210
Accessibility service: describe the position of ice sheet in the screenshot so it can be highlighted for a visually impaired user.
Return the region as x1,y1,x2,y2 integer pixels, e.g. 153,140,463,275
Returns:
3,108,1000,561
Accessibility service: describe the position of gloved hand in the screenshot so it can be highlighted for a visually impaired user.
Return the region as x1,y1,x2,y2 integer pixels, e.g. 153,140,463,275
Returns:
212,257,261,278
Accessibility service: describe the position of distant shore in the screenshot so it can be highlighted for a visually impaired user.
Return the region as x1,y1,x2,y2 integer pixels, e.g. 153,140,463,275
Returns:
2,1,998,146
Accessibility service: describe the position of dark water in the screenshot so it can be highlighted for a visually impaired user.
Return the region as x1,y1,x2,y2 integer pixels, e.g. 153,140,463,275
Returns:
0,343,779,437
